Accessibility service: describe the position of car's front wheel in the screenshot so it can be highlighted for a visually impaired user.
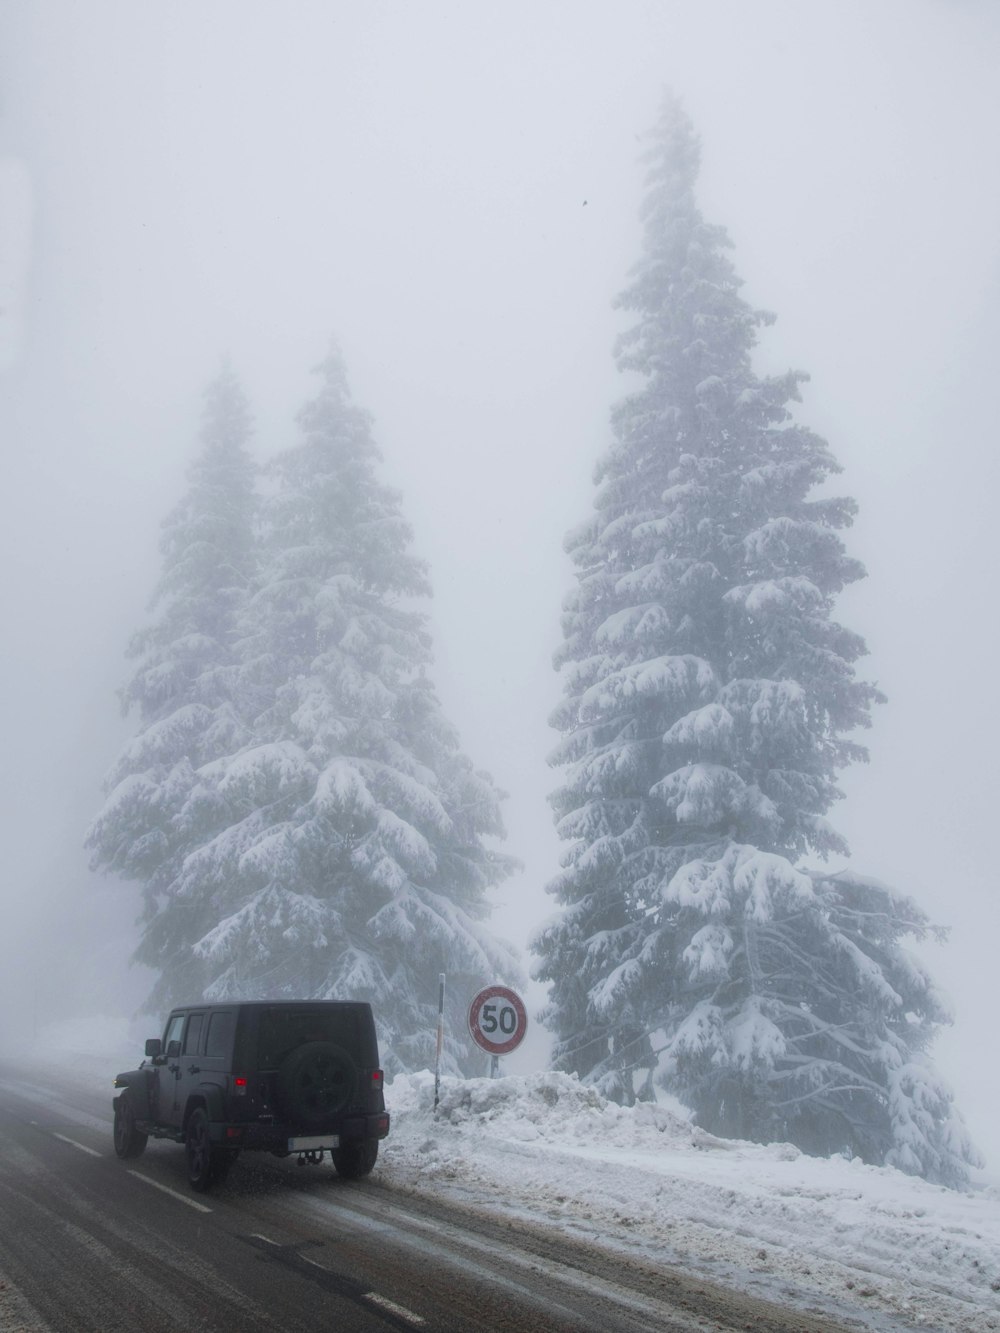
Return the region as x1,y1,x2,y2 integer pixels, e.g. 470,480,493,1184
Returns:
113,1092,148,1159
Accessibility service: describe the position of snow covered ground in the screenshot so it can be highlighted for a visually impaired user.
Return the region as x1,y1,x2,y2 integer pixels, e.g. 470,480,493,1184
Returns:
26,1017,1000,1332
382,1070,1000,1333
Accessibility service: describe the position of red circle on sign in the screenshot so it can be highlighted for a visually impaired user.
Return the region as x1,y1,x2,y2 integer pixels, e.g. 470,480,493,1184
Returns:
468,985,528,1056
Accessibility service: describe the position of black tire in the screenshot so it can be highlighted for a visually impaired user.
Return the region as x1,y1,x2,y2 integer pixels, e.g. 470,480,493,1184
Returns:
113,1092,148,1160
185,1107,228,1192
332,1140,378,1180
276,1042,356,1126
211,1148,239,1187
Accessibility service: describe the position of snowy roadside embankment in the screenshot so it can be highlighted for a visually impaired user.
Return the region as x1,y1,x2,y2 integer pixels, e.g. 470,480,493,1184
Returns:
382,1070,1000,1333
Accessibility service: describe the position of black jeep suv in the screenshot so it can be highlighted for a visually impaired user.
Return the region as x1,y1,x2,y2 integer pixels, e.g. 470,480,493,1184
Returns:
112,1000,390,1191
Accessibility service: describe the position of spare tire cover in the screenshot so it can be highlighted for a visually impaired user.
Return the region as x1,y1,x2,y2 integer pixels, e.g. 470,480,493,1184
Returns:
276,1041,357,1125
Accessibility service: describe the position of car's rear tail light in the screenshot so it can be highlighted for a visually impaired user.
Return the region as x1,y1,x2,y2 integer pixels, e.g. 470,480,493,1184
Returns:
233,1076,248,1097
371,1069,383,1091
226,1126,244,1139
375,1114,389,1136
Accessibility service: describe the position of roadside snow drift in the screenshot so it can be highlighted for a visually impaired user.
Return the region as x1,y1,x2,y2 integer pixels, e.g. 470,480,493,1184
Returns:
383,1070,1000,1332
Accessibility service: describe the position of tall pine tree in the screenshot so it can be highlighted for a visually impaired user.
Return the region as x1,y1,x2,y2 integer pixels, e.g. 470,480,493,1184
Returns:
87,367,258,1010
176,349,518,1075
534,97,978,1185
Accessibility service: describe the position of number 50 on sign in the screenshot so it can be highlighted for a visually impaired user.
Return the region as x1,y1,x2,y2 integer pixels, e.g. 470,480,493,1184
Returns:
468,985,527,1056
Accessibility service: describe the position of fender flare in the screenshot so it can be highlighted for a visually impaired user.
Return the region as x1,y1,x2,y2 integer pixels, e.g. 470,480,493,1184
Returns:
113,1068,157,1122
183,1083,227,1132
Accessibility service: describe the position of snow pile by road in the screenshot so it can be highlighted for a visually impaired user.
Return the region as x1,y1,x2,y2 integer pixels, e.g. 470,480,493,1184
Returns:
383,1069,1000,1332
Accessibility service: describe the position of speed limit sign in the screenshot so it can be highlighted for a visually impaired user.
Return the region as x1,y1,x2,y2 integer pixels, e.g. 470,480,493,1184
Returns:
468,985,528,1056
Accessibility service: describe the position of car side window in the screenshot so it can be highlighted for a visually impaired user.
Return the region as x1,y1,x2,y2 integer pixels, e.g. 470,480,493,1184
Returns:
183,1012,205,1056
205,1010,235,1058
164,1013,186,1054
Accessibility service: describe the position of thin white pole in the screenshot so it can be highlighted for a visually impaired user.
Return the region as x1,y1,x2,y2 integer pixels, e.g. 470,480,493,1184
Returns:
434,972,445,1110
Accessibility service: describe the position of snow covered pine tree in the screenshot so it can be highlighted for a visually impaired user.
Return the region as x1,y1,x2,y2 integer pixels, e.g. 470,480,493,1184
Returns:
534,97,979,1185
178,348,517,1076
88,367,258,1011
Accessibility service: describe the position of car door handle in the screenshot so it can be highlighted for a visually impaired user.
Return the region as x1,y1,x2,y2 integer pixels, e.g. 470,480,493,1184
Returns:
187,1064,200,1074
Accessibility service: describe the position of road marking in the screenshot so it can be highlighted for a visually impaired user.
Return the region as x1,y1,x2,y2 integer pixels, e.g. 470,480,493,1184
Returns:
52,1132,102,1158
253,1236,328,1272
364,1292,426,1326
303,1193,712,1330
243,1235,424,1326
127,1170,212,1213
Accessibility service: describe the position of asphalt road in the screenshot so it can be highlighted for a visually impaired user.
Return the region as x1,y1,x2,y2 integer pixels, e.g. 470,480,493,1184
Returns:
0,1062,856,1333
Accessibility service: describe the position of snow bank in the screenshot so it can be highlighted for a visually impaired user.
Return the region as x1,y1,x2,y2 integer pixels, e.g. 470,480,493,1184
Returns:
384,1070,1000,1332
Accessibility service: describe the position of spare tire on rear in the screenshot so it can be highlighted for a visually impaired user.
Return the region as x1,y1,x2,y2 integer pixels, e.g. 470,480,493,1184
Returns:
276,1041,356,1125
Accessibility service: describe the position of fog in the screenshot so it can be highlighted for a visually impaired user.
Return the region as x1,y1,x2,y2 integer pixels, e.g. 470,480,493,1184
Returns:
2,1,998,1165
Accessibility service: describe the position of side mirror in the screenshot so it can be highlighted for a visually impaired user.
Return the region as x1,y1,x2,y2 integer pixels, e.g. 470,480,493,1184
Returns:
166,1040,182,1059
145,1038,162,1059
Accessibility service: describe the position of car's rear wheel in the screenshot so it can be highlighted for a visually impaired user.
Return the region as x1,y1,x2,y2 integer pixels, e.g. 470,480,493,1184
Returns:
277,1042,356,1126
211,1147,239,1186
113,1092,148,1159
332,1140,378,1179
185,1108,230,1191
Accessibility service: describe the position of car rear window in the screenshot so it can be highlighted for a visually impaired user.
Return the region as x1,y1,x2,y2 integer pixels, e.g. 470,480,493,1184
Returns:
256,1007,362,1069
205,1009,235,1058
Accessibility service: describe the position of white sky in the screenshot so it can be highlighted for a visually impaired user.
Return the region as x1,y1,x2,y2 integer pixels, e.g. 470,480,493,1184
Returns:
2,0,998,1165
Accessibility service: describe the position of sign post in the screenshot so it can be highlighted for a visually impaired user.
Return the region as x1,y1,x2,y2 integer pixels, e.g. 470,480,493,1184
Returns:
468,984,528,1076
434,972,445,1110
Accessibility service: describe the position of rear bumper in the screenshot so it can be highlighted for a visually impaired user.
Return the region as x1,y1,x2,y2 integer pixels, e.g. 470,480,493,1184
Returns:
210,1111,390,1152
